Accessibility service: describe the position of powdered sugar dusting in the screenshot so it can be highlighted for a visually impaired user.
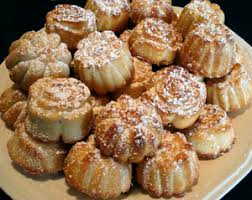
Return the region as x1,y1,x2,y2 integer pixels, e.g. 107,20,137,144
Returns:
145,66,206,117
94,95,163,163
190,23,234,45
142,18,182,50
75,31,126,68
186,0,223,22
51,4,96,31
28,77,91,119
92,0,130,16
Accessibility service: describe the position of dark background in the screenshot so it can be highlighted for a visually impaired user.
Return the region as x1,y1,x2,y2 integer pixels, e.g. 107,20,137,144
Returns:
0,0,251,199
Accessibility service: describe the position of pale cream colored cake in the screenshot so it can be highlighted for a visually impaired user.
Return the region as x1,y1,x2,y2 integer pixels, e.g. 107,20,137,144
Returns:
186,104,235,159
25,77,93,144
7,123,68,175
207,63,252,112
5,30,71,91
74,31,134,95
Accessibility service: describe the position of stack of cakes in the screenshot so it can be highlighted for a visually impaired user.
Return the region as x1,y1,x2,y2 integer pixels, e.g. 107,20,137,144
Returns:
0,0,251,199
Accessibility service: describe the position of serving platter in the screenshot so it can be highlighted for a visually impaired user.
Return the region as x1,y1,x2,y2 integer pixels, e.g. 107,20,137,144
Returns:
0,6,252,200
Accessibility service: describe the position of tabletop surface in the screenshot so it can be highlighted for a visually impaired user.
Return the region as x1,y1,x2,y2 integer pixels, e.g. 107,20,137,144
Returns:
0,1,251,200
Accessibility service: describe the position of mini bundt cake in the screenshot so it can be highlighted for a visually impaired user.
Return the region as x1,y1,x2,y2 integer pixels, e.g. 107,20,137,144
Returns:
136,132,199,198
5,30,71,91
176,0,225,38
74,31,134,95
7,123,68,175
128,18,182,65
85,0,130,32
114,57,154,98
5,30,72,91
180,23,236,78
46,4,97,51
207,63,252,112
0,85,27,128
141,65,206,129
186,104,235,159
130,0,177,24
95,95,164,163
25,77,93,144
64,135,132,200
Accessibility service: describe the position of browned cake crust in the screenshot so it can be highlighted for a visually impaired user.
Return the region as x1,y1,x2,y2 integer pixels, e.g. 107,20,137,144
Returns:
74,31,134,95
176,0,225,38
46,4,97,51
119,29,133,47
0,85,27,129
186,104,235,159
0,85,27,113
64,135,132,200
114,57,154,98
90,95,110,117
141,65,206,129
136,132,199,198
2,101,27,129
95,95,164,163
130,0,177,24
207,63,252,112
7,123,68,175
5,30,71,91
85,0,130,32
180,23,236,78
25,77,93,143
128,18,182,65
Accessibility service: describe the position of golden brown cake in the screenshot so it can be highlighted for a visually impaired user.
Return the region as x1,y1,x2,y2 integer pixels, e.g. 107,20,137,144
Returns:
0,85,27,128
2,101,27,129
7,123,68,175
64,135,132,200
114,57,154,98
128,18,182,65
136,132,199,198
46,4,97,51
0,85,27,113
90,95,110,117
176,0,225,38
130,0,177,24
186,104,235,159
5,30,71,91
95,95,163,163
207,63,252,112
25,77,93,144
141,65,206,129
74,31,134,95
85,0,130,32
180,23,236,78
119,29,132,47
